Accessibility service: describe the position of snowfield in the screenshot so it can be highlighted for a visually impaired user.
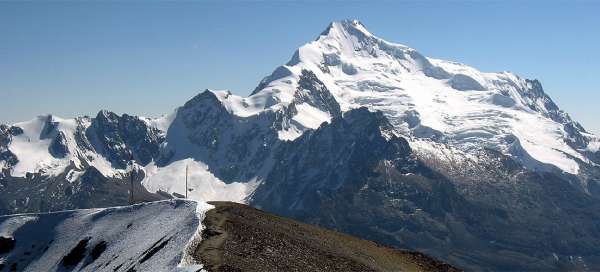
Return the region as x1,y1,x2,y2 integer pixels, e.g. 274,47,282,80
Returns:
8,115,122,178
142,159,254,203
0,199,213,272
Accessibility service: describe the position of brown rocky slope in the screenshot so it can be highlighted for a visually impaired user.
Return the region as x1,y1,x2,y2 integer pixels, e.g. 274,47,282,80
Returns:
194,201,460,272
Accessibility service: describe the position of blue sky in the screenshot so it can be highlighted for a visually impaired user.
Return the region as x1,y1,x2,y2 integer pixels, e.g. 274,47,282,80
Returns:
1,1,599,134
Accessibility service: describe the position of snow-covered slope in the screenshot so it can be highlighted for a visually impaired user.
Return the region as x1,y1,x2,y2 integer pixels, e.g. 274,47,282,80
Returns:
0,199,212,272
0,111,165,181
142,159,253,203
5,115,115,178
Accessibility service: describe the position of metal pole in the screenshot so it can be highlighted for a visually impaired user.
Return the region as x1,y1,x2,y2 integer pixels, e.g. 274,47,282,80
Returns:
185,164,188,199
128,154,134,205
130,164,134,205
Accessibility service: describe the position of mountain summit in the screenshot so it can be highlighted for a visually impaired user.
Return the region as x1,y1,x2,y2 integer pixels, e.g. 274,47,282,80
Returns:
233,19,599,175
2,20,600,270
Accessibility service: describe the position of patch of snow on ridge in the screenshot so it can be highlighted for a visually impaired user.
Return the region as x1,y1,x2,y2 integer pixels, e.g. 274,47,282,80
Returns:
0,199,213,272
212,90,266,117
587,141,600,153
293,103,331,129
145,110,178,134
278,103,332,141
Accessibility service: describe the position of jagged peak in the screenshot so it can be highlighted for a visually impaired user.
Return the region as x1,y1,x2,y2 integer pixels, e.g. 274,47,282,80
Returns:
179,89,239,120
316,19,414,57
183,89,221,108
319,19,373,39
95,109,118,120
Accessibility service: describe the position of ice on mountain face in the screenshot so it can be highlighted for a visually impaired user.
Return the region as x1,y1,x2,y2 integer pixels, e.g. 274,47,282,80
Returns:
486,93,517,108
0,199,212,272
449,74,485,91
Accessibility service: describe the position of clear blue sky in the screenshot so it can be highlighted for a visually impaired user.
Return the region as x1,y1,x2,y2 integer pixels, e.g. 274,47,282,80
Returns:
1,1,599,134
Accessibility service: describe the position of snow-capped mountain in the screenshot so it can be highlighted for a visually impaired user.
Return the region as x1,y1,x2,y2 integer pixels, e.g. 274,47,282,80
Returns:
2,19,600,270
246,19,597,175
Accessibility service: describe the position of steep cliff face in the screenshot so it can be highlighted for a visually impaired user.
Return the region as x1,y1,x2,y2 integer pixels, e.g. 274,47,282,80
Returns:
87,110,164,168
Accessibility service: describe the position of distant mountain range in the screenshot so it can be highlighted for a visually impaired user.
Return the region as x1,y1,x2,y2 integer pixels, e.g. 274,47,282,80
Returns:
2,20,600,271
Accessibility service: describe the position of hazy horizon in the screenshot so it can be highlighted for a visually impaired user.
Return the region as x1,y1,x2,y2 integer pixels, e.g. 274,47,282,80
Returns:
1,1,599,134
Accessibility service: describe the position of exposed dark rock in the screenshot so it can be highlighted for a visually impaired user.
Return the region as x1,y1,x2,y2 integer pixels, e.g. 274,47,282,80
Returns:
294,69,341,118
8,126,23,136
49,131,69,158
61,237,90,267
139,236,171,264
0,150,18,169
40,115,59,139
90,241,107,261
73,117,94,152
0,236,16,254
0,125,12,146
87,110,164,169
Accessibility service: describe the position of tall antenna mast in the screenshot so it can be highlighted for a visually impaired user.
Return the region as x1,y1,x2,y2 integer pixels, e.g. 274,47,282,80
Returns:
130,166,134,204
185,164,188,199
129,154,134,205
